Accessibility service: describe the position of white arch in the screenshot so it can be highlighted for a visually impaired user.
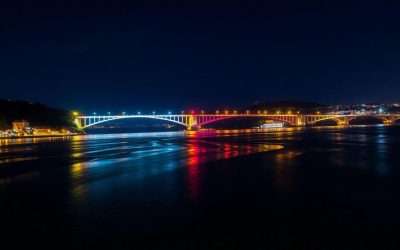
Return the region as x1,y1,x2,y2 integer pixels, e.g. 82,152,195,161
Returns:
79,116,188,129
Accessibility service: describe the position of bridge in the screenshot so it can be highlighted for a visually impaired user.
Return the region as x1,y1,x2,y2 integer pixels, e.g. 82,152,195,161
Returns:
74,113,400,129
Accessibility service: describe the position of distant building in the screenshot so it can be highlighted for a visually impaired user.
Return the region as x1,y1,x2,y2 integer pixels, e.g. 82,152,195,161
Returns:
33,126,52,135
12,120,29,132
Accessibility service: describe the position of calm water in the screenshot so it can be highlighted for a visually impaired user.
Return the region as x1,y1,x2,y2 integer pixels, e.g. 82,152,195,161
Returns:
1,126,400,249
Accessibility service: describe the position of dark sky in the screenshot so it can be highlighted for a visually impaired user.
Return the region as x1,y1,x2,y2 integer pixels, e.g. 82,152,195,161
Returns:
1,0,400,112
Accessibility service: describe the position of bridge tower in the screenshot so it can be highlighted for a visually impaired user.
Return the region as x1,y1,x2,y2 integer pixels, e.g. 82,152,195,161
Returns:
187,115,197,130
296,116,305,126
74,118,82,129
341,117,350,126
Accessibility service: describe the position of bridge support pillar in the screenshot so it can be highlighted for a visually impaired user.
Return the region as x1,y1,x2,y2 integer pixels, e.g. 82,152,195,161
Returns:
74,118,82,129
296,116,306,126
383,119,394,125
186,115,198,130
338,118,349,126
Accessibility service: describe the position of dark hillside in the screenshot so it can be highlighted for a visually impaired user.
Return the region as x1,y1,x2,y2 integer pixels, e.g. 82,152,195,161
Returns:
0,99,75,129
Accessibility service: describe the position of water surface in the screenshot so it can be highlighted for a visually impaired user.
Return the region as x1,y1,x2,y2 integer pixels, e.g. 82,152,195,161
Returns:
1,127,400,249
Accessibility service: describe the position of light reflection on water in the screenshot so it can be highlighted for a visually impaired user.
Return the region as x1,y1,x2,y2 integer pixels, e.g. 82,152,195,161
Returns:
67,130,284,204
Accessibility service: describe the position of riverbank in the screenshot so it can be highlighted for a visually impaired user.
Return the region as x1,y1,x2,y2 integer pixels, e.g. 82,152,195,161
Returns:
0,133,79,140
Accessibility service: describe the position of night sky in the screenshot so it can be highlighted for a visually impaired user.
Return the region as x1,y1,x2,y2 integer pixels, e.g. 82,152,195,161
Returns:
1,1,400,112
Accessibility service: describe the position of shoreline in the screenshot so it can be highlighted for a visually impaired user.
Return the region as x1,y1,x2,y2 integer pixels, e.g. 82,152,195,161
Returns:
0,134,80,140
0,124,397,140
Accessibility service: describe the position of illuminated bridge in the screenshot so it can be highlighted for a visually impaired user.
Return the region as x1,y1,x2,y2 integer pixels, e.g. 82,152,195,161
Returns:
75,113,400,130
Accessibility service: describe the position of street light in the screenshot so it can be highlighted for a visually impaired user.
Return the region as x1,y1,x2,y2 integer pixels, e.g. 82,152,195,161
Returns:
168,111,172,115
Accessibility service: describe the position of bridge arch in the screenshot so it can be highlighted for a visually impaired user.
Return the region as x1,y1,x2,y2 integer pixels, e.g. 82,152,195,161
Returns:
308,116,345,126
197,115,297,127
77,116,188,129
346,116,386,125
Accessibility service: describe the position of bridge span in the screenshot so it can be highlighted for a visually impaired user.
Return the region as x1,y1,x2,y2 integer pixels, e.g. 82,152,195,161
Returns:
74,113,400,130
